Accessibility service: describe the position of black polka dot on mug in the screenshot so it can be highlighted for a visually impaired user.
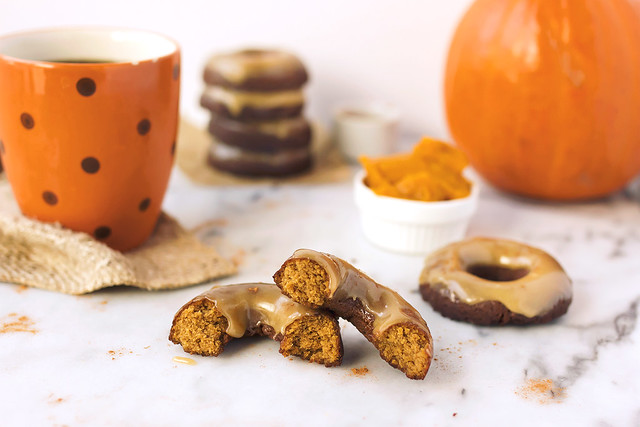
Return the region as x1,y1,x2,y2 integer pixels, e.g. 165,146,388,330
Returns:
81,157,100,174
173,64,180,80
137,119,151,136
42,191,58,206
94,226,111,240
21,113,34,130
76,77,96,97
139,198,151,212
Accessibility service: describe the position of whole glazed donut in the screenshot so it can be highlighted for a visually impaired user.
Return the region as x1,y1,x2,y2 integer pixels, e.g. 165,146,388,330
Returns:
208,115,312,153
201,49,308,121
169,282,343,367
419,237,572,326
274,249,433,380
207,142,312,177
203,49,309,91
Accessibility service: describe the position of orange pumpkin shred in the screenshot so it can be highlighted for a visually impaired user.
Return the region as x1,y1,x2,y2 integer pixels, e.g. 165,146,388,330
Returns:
360,138,471,202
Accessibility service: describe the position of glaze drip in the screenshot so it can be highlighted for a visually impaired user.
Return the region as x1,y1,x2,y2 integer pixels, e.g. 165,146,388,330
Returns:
193,283,320,338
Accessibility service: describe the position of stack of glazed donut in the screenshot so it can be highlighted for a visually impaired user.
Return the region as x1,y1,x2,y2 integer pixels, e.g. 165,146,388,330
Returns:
200,49,313,177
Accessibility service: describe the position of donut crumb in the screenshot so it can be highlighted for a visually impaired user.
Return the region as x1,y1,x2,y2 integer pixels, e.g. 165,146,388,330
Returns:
350,366,370,377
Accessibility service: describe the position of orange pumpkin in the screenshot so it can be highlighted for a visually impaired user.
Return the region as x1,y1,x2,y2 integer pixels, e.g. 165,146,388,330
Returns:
445,0,640,200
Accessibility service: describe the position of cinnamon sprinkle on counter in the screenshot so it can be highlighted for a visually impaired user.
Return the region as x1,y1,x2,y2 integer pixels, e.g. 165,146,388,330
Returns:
0,313,38,334
516,378,566,404
231,249,246,267
47,394,65,405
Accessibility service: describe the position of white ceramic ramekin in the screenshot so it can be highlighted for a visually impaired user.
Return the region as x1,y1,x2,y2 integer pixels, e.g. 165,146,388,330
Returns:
353,170,479,254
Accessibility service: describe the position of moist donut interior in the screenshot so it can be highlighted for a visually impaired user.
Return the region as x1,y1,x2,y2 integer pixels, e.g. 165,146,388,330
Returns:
280,314,342,367
466,264,530,282
170,299,229,356
276,259,330,307
376,324,431,380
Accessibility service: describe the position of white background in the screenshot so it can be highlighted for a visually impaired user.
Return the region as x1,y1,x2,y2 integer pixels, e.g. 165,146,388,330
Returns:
0,0,475,138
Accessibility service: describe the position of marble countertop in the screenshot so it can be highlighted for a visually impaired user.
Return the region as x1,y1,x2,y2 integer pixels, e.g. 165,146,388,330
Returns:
1,161,639,426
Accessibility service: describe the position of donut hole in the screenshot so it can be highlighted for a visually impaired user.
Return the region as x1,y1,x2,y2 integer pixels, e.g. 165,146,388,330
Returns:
466,264,530,282
274,259,330,307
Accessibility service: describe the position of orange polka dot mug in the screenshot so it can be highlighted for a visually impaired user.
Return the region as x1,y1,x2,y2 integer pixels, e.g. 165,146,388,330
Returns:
0,28,180,251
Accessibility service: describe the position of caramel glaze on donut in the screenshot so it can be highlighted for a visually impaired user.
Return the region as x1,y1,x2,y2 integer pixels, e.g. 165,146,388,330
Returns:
274,249,433,380
169,283,343,367
419,237,573,326
208,115,312,153
203,49,309,91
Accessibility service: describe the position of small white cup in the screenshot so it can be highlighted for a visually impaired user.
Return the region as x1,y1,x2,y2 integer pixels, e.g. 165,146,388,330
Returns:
353,170,479,255
333,102,399,163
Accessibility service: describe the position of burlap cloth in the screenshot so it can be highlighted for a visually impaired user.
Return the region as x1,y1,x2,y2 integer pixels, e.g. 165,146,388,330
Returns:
176,119,352,186
0,176,236,295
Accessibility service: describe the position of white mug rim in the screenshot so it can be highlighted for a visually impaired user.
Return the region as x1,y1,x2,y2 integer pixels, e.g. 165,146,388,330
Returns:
0,27,179,65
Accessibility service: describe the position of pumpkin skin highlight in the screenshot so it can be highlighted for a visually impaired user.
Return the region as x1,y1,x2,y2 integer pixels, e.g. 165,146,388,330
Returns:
445,0,640,200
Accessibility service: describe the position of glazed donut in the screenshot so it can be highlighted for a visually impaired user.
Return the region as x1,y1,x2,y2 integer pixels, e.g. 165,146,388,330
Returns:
208,115,312,153
169,283,343,367
201,49,308,121
208,140,312,177
419,237,572,326
203,49,309,92
200,87,304,121
273,249,433,380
